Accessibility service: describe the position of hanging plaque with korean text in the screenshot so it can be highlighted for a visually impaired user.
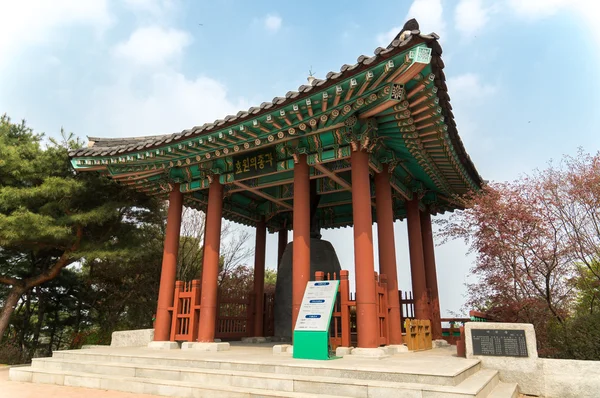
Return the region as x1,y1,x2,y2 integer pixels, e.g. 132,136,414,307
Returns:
232,148,277,179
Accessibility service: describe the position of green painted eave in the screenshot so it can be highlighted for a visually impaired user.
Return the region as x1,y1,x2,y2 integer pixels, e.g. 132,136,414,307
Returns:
69,33,483,231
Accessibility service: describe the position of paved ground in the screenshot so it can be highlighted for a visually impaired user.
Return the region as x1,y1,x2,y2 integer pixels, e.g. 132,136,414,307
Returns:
0,367,159,398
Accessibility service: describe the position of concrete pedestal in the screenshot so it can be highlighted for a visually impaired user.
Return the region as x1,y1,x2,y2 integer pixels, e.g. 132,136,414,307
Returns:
241,337,267,344
111,329,155,347
147,341,179,350
181,342,230,351
350,347,389,359
386,344,409,354
272,344,292,354
432,339,450,349
335,347,353,357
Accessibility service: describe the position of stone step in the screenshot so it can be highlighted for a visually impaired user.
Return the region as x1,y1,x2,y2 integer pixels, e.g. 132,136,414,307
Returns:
487,382,519,398
9,366,341,398
454,369,499,398
50,348,481,387
28,358,500,398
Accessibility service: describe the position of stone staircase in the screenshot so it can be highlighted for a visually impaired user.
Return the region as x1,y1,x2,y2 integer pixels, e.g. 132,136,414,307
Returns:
9,347,518,398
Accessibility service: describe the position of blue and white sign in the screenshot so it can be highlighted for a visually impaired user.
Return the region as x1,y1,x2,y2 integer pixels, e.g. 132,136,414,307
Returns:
294,280,340,331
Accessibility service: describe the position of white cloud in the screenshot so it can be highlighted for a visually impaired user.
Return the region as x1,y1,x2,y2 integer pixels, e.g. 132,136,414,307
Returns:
112,26,192,67
97,18,247,138
455,0,490,37
446,73,497,145
447,73,497,100
376,0,445,47
87,72,249,138
264,14,282,32
0,0,112,70
507,0,574,19
406,0,446,38
124,0,170,13
376,26,402,47
123,0,177,21
507,0,600,46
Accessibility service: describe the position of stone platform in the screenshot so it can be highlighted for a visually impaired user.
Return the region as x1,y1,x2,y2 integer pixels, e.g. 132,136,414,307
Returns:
9,343,518,397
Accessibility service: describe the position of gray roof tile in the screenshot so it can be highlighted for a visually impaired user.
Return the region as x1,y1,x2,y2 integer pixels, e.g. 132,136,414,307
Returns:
69,18,483,187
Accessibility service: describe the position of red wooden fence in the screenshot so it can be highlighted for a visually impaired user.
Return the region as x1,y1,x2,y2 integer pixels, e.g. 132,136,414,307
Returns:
169,280,201,342
399,289,414,334
316,270,389,350
376,274,389,346
168,280,273,342
263,292,275,337
215,291,254,339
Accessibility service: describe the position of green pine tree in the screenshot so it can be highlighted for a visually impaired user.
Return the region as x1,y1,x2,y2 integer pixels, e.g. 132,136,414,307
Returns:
0,114,162,339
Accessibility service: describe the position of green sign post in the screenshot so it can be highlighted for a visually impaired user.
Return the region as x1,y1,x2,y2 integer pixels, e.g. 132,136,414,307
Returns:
293,280,340,360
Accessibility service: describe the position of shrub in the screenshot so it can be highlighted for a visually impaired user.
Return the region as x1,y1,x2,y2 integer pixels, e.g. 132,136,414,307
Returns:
547,312,600,360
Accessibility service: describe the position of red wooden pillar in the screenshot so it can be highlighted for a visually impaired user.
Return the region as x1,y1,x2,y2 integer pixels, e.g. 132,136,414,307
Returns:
406,196,431,321
374,165,403,345
277,228,288,270
292,155,310,334
154,185,184,341
253,218,267,337
351,150,379,348
197,179,224,342
421,210,442,339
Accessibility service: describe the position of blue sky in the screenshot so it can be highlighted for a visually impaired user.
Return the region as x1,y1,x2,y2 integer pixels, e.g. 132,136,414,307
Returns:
1,0,599,316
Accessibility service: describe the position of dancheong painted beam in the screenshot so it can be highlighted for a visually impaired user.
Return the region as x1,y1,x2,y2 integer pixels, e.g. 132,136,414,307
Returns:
69,19,483,232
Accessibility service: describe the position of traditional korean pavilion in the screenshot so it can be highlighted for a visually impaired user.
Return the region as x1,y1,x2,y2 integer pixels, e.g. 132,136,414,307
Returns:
70,19,482,351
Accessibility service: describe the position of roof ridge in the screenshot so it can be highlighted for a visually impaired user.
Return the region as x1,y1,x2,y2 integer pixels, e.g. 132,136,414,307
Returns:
73,22,436,153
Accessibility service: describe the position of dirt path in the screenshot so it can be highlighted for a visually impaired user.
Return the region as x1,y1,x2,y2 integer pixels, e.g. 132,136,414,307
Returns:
0,367,160,398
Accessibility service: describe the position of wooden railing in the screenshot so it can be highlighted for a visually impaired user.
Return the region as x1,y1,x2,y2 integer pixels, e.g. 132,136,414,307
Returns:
315,270,389,350
447,311,491,356
263,292,275,336
469,310,491,322
440,317,469,345
215,291,254,339
168,280,274,341
316,270,353,349
376,274,389,346
169,280,201,342
399,290,414,333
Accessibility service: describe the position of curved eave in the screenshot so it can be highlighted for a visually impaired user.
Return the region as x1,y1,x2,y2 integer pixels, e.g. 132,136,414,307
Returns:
69,19,484,230
70,26,481,189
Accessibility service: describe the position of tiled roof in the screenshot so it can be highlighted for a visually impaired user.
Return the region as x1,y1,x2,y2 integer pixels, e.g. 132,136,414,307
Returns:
70,19,482,188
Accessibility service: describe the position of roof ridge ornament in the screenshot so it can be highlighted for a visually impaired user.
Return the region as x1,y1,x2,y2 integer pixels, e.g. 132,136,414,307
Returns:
388,18,421,49
307,66,316,86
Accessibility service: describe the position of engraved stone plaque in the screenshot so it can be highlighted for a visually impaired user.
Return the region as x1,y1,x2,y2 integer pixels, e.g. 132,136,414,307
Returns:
471,329,528,357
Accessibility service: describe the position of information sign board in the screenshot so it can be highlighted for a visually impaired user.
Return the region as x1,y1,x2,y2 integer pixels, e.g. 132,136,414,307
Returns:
292,280,339,360
294,281,339,331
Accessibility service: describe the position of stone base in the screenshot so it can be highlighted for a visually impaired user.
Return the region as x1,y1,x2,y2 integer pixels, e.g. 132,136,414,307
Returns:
241,337,267,344
269,336,292,343
181,342,230,351
385,344,409,354
111,329,155,347
272,344,292,354
335,347,353,357
81,345,108,349
350,347,389,359
147,341,179,350
432,339,450,349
